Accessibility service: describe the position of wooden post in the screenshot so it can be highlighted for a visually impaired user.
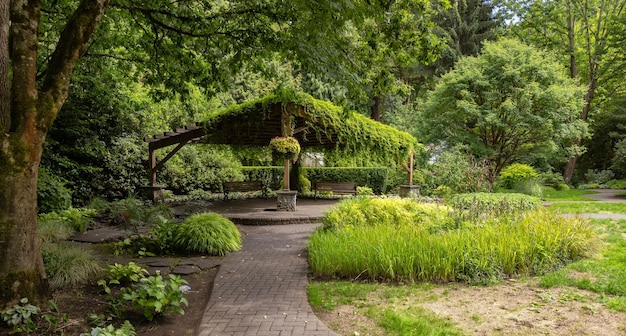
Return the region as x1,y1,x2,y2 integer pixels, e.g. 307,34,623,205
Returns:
149,145,157,186
408,149,414,186
283,158,290,191
281,105,292,191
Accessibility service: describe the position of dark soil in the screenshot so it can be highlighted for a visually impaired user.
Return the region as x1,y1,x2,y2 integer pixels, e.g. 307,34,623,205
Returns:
0,256,218,336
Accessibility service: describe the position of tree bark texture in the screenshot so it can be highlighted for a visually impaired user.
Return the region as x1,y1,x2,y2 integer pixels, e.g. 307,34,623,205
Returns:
371,95,381,121
0,0,9,133
1,0,111,309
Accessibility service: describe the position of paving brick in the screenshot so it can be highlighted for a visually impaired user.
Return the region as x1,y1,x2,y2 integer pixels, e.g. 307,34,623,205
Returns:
197,217,338,336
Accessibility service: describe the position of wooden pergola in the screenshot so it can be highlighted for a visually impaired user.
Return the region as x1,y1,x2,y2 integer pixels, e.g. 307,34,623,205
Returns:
144,90,421,190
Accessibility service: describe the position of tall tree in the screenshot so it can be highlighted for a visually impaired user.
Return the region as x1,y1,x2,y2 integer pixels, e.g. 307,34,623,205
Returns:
399,0,501,98
0,0,391,308
1,0,111,308
422,38,586,185
511,0,625,181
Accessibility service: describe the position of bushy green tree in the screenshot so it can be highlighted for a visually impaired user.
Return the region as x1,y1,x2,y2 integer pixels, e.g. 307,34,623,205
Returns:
422,38,587,185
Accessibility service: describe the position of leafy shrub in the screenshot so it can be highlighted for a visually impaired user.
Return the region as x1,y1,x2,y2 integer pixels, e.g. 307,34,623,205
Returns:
449,193,543,220
172,212,242,255
584,169,615,185
430,146,490,194
107,197,173,229
611,139,626,178
513,180,543,198
81,320,136,336
161,144,243,194
606,179,626,189
1,298,40,333
120,272,189,321
498,164,539,189
38,208,96,233
102,136,146,199
37,168,72,214
432,185,452,198
241,166,283,190
356,186,374,196
104,262,149,285
42,243,102,290
540,172,568,190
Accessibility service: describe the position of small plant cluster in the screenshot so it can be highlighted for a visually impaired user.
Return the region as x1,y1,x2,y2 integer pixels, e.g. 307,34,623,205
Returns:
38,207,102,290
98,263,190,321
579,169,626,189
310,197,597,284
1,299,70,334
80,320,136,336
38,207,97,233
269,136,300,160
1,298,40,333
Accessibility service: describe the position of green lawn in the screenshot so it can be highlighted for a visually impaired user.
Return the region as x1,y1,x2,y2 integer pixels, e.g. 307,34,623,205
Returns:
548,202,626,214
542,189,599,201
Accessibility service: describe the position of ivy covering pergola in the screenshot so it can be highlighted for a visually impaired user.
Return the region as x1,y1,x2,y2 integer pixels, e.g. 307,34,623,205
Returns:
144,89,423,189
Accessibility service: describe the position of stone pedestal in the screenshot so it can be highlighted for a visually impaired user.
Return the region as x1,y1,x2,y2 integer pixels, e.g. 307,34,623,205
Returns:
399,185,420,198
140,185,167,204
276,190,297,212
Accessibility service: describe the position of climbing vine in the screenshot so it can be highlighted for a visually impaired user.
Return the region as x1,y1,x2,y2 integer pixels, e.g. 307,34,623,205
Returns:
200,88,422,163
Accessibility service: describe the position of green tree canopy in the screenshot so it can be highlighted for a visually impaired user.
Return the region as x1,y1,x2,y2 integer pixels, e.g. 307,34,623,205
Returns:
421,38,586,183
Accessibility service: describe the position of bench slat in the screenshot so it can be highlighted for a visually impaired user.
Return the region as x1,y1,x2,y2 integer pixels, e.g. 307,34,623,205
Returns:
223,181,264,200
314,181,357,197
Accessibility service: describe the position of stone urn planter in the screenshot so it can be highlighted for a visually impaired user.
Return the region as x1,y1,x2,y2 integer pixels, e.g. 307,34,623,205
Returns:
399,185,420,198
276,190,298,212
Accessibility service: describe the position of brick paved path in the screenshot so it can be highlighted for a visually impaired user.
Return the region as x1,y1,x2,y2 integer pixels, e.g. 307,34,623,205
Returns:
197,224,338,336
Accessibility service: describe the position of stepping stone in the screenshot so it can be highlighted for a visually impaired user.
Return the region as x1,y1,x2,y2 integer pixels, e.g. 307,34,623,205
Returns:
178,257,222,270
172,265,201,275
70,228,130,243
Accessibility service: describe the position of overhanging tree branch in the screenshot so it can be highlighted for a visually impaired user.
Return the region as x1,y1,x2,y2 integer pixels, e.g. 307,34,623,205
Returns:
41,0,112,129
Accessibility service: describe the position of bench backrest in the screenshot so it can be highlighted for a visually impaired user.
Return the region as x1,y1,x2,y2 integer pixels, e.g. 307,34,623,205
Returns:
315,181,357,191
223,181,263,192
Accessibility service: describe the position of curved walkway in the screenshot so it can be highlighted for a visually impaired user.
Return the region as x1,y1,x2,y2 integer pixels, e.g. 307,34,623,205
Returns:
196,199,338,336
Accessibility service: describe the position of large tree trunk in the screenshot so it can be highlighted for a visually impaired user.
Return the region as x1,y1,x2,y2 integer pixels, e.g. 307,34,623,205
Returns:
0,0,9,133
0,136,49,308
1,0,111,309
371,95,381,121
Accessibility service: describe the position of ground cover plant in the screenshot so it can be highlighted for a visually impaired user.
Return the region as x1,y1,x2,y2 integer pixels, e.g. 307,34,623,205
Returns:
309,197,596,284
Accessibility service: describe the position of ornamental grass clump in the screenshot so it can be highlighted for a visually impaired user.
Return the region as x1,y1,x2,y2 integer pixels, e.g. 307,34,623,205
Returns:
309,198,597,284
172,212,241,255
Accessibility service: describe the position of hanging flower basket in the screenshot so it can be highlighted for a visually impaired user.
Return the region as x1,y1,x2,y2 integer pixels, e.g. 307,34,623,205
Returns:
269,136,301,160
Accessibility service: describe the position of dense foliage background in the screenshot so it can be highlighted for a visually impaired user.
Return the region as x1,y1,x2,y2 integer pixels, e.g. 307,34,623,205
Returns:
36,0,626,208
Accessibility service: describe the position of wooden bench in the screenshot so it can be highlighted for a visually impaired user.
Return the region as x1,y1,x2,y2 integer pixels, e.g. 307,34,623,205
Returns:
223,180,265,200
313,181,357,197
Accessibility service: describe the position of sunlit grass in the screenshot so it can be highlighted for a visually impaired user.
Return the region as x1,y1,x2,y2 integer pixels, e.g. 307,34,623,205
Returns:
540,219,626,311
543,189,599,201
310,198,598,284
548,202,626,214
